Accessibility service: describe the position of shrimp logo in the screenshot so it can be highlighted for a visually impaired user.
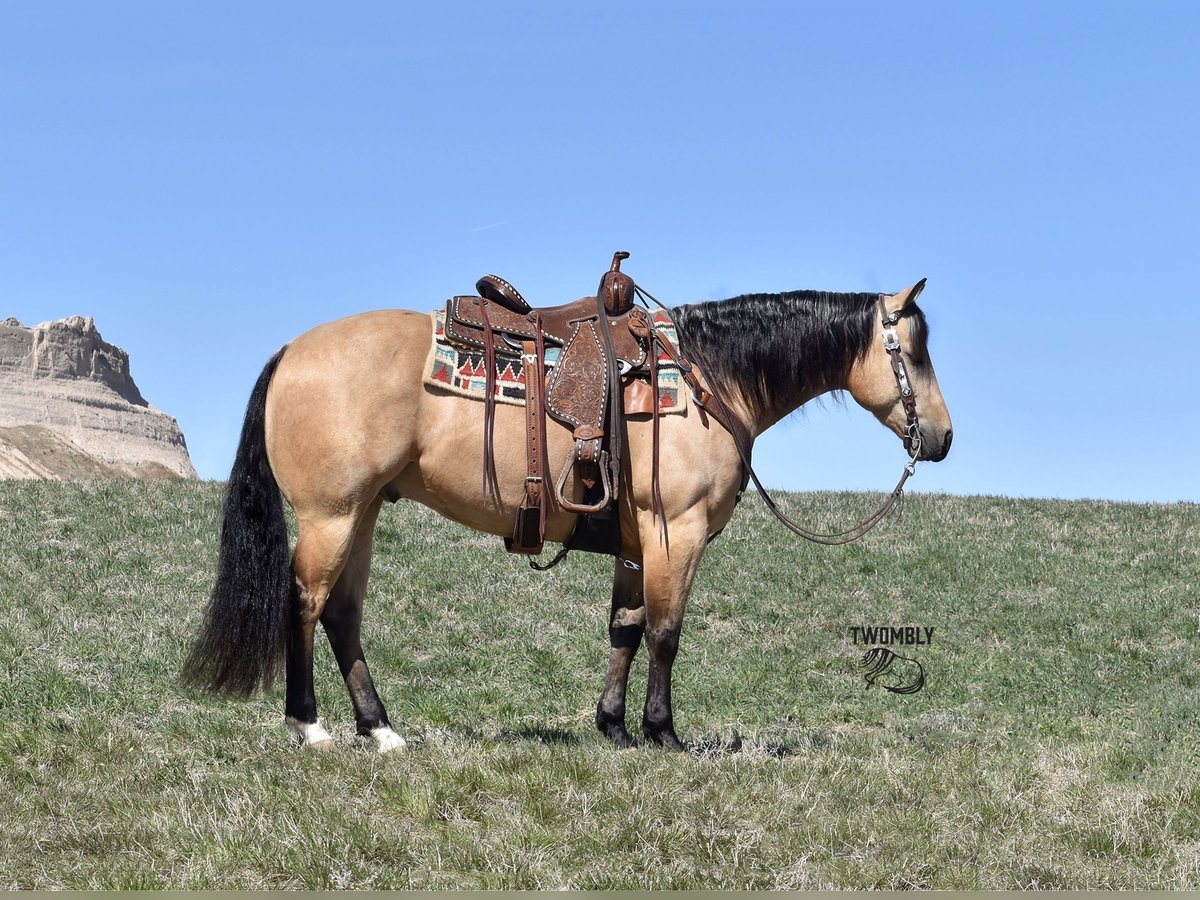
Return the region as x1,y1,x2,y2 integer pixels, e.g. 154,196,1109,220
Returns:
859,647,926,695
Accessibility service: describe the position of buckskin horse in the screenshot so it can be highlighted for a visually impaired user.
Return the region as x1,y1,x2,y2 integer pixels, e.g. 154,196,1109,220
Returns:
183,259,953,752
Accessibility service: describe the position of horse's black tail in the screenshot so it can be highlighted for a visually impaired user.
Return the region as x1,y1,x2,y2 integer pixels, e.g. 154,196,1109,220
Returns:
182,346,291,698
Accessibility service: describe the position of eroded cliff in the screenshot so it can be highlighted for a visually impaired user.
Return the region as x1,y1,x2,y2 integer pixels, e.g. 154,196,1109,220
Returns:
0,316,197,480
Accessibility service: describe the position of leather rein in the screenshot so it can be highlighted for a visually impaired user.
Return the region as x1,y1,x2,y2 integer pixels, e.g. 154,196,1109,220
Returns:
636,287,923,547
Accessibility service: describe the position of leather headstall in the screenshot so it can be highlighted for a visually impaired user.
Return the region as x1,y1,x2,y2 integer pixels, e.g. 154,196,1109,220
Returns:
879,296,923,461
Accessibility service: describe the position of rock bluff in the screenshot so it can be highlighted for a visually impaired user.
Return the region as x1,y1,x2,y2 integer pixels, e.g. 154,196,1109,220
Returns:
0,315,197,480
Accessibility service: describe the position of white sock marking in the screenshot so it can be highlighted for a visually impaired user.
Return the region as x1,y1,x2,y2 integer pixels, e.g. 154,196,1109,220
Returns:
285,716,334,747
370,726,407,753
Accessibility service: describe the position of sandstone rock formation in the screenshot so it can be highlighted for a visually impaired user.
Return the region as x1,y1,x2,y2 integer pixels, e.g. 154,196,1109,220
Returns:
0,315,197,480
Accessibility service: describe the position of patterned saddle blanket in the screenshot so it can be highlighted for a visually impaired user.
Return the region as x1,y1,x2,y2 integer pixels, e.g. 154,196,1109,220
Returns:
423,308,686,414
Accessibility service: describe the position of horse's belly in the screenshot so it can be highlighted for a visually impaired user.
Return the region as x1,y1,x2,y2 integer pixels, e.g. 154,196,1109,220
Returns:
390,466,574,543
389,395,580,543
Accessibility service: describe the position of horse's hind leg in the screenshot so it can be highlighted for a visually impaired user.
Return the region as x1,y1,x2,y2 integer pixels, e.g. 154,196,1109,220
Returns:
320,496,406,753
595,560,646,748
284,511,362,749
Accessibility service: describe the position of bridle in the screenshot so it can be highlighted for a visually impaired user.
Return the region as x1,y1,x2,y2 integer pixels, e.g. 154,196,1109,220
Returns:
881,298,923,464
636,286,924,547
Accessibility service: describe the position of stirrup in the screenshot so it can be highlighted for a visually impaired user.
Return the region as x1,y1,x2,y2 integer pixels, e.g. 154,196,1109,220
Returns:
555,450,612,515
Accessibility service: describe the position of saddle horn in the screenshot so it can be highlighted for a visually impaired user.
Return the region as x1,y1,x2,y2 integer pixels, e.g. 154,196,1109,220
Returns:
598,251,635,316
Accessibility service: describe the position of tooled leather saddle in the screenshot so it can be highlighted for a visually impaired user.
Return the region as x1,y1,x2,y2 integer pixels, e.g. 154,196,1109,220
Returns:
442,251,679,559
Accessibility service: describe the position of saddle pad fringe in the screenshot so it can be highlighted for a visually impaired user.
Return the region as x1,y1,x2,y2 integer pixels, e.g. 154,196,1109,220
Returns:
423,310,686,413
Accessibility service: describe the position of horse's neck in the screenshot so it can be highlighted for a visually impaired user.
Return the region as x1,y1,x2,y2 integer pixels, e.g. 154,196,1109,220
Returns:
676,300,852,440
690,352,844,441
750,382,840,437
753,312,856,434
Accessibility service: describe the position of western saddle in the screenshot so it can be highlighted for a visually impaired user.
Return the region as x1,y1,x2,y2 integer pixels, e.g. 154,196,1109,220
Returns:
442,251,693,559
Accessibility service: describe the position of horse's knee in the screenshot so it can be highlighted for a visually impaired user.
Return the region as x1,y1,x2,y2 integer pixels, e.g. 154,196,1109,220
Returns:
645,623,680,660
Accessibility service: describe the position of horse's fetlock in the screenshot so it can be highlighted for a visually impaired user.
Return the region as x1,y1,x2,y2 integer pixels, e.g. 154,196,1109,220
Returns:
284,693,318,725
367,726,407,753
642,714,683,751
642,699,673,732
286,715,334,748
355,714,391,737
596,701,626,730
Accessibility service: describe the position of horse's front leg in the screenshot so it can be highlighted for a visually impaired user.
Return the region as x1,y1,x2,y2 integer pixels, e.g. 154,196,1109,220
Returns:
595,559,645,748
640,521,708,751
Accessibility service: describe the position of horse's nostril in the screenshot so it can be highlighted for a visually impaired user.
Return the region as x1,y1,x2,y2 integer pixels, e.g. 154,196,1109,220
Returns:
943,430,953,455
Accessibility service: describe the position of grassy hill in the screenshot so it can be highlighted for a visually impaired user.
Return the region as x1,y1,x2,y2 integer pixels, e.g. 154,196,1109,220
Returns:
0,479,1197,888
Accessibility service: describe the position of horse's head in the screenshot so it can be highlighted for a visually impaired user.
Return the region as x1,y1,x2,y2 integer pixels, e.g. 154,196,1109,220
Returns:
845,279,953,462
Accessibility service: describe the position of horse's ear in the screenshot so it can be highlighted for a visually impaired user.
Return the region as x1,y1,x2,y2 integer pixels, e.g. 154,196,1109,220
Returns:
884,278,927,315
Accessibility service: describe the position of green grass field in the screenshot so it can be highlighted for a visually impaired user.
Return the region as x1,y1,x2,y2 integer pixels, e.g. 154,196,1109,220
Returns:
0,479,1197,888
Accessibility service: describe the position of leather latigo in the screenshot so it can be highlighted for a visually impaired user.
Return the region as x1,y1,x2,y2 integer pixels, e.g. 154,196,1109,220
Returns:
621,377,654,415
507,334,547,554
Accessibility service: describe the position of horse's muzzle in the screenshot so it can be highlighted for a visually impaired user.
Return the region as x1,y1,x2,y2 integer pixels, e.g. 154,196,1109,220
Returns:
918,428,952,462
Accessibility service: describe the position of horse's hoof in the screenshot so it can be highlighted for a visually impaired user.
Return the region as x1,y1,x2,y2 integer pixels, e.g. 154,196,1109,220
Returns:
596,707,635,748
286,716,335,750
645,726,686,752
370,726,408,754
601,725,635,749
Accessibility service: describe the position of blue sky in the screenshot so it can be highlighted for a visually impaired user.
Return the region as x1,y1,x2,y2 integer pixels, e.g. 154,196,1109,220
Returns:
2,2,1197,502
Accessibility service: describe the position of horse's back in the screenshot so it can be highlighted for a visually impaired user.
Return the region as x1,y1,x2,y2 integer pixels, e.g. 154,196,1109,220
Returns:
285,308,431,366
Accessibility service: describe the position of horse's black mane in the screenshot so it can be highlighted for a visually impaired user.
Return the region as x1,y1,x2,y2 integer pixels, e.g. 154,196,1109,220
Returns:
670,290,928,417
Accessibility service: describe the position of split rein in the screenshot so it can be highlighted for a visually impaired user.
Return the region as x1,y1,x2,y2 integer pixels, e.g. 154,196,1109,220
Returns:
634,286,923,547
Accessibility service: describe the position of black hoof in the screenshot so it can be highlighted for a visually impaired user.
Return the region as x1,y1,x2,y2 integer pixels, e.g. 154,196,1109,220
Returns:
596,708,635,748
644,723,686,752
605,725,636,749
